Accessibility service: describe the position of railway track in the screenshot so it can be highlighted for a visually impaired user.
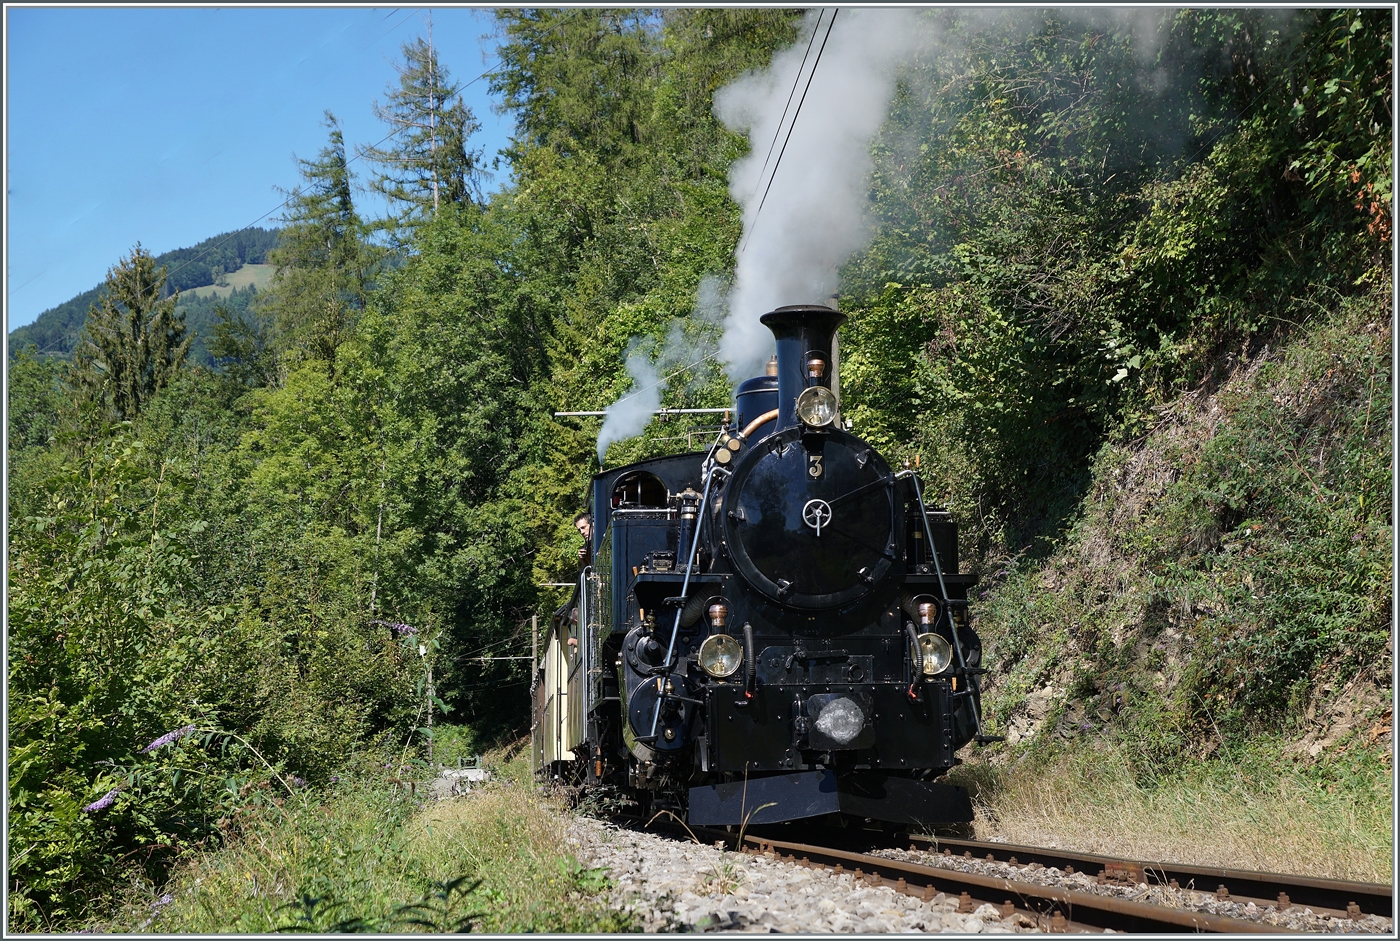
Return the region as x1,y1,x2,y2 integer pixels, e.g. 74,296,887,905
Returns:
896,834,1392,921
660,823,1392,933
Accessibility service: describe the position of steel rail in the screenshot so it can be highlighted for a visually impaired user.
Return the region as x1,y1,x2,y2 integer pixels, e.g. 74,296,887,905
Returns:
724,832,1293,934
900,834,1393,920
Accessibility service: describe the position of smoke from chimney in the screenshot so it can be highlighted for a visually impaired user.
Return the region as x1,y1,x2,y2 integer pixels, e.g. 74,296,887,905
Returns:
714,8,930,384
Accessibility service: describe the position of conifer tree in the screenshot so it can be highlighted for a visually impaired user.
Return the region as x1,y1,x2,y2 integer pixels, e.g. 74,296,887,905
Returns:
359,23,483,230
264,111,373,366
67,244,191,422
491,9,661,164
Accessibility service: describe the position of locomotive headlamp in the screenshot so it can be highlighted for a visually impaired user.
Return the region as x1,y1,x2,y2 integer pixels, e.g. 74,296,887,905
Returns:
699,633,743,678
917,632,953,676
795,386,839,427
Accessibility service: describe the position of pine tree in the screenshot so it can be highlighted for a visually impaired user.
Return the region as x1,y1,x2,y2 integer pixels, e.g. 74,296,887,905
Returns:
491,9,661,165
67,243,191,423
359,23,484,230
263,112,374,367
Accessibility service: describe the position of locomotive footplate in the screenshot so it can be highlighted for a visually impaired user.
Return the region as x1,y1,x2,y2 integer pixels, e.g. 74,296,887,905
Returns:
687,769,973,827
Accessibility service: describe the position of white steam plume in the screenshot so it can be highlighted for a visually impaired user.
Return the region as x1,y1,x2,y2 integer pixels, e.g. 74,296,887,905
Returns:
596,276,727,461
593,7,1221,452
716,8,931,383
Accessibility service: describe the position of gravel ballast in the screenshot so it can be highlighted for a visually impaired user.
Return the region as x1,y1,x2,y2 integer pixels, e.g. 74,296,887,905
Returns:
566,816,1040,933
869,845,1393,935
567,815,1392,934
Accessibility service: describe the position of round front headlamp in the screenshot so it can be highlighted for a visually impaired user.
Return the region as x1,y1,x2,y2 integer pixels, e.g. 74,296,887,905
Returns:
795,386,839,427
698,633,743,678
917,632,953,676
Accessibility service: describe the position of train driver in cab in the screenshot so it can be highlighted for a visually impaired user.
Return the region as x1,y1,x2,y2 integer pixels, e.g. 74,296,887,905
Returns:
574,512,593,563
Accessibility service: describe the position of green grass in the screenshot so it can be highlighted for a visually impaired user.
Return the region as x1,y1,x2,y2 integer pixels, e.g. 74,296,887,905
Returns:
182,264,275,299
94,749,632,933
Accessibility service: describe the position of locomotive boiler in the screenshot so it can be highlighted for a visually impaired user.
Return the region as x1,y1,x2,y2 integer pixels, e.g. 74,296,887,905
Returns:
532,305,993,828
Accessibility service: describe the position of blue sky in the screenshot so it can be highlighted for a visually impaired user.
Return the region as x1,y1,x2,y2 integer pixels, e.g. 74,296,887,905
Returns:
5,6,516,330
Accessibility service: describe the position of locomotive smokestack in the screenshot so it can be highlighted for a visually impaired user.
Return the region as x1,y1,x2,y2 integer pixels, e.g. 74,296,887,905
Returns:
759,305,846,431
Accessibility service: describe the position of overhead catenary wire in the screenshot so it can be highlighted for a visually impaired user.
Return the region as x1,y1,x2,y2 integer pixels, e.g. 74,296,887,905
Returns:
458,622,536,660
739,7,839,258
577,11,838,417
569,350,723,417
746,8,828,206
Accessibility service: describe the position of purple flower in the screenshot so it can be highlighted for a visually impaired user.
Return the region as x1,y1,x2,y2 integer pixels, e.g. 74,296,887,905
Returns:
84,787,121,813
137,892,175,930
1079,722,1092,732
330,775,339,784
290,775,306,789
1353,532,1363,542
370,620,417,636
141,724,197,754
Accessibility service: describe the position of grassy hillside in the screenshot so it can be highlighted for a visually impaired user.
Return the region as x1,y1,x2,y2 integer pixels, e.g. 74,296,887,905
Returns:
8,228,278,360
181,263,276,299
955,277,1392,882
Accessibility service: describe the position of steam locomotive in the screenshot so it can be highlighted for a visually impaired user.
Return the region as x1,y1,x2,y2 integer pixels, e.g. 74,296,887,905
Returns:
532,305,992,828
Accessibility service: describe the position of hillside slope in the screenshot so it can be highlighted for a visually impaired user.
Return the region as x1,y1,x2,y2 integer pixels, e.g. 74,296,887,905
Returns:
8,228,279,361
962,278,1392,881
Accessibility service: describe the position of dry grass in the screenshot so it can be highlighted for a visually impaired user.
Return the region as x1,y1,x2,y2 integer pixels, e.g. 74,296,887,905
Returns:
400,784,622,932
696,852,747,896
960,744,1393,885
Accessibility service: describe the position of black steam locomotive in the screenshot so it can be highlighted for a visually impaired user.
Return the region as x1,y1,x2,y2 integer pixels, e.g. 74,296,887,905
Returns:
532,305,992,828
